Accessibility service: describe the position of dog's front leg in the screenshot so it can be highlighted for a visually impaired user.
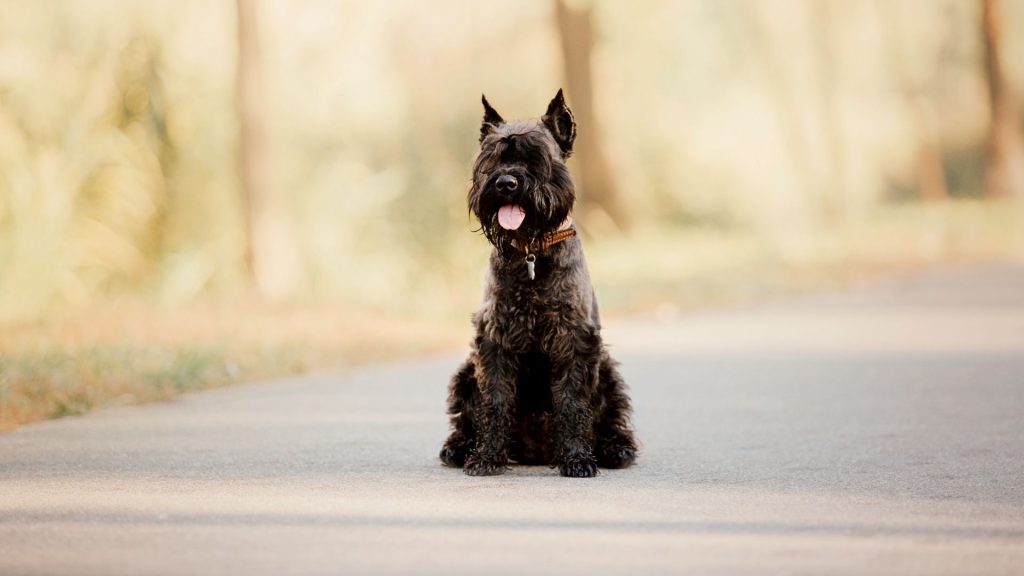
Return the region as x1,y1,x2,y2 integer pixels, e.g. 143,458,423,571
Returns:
464,338,517,476
551,355,600,478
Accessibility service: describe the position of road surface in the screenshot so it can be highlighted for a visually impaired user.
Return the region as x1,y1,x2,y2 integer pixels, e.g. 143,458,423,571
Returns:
2,264,1023,575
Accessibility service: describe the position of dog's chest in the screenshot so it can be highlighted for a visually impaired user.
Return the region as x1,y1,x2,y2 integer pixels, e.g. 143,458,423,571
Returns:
486,281,586,353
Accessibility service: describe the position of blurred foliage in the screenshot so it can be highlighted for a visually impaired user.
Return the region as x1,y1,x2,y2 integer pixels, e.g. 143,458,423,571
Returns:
0,0,1023,324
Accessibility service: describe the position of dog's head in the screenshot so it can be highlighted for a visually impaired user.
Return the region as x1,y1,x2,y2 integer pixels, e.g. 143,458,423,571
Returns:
468,90,577,252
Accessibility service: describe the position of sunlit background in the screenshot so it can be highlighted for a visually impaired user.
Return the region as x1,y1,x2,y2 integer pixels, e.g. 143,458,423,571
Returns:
2,0,1023,428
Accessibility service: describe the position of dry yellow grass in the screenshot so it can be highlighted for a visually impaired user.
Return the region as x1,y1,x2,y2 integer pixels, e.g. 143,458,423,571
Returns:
588,200,1024,313
0,302,464,430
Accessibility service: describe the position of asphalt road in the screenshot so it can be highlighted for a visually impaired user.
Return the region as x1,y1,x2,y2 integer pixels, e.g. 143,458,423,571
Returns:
2,263,1023,575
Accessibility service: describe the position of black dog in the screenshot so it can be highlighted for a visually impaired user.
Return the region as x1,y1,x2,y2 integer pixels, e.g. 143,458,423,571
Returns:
440,90,637,477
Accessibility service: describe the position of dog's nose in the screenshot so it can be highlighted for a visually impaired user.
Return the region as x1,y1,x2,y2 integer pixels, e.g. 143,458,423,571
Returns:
495,174,518,192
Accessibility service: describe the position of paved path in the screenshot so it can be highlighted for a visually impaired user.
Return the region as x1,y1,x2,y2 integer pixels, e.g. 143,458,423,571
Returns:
2,264,1023,575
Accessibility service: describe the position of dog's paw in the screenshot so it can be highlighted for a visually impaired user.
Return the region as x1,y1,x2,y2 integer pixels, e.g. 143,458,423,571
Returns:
597,437,637,469
439,444,469,468
559,455,599,478
463,457,507,477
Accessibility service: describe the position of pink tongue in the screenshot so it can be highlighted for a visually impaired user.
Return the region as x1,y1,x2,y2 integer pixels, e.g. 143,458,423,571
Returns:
497,204,526,230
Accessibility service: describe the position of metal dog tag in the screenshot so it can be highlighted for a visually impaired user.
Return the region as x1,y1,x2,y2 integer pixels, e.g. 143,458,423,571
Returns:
525,253,536,280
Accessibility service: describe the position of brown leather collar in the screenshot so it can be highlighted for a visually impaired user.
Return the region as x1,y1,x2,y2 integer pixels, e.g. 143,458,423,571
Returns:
513,227,577,254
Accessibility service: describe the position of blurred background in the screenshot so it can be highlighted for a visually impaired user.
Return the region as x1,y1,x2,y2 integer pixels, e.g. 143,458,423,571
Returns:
2,0,1023,428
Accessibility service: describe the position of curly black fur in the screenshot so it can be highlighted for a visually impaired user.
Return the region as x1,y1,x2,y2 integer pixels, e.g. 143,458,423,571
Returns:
440,90,637,478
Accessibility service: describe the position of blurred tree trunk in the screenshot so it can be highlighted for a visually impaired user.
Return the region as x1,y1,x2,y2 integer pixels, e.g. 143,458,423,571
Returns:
981,0,1024,199
810,0,848,220
554,0,627,230
876,0,948,202
236,0,300,299
739,5,822,222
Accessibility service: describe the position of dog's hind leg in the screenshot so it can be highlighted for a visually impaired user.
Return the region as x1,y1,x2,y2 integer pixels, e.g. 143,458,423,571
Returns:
440,356,477,467
594,352,638,469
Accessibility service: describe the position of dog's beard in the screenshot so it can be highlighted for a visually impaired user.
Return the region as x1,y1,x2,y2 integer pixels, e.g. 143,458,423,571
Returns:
474,186,571,255
479,212,539,255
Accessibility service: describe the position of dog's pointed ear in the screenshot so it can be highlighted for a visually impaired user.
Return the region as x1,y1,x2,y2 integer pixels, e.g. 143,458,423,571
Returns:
480,94,505,142
542,88,576,157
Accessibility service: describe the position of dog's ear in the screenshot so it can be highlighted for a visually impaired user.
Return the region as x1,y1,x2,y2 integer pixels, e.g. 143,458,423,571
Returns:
542,88,576,157
480,95,505,142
